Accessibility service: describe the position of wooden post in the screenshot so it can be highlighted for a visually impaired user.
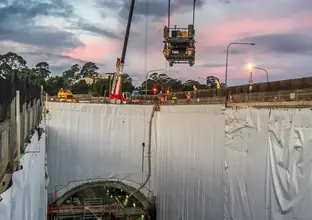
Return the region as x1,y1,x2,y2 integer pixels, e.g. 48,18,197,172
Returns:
27,102,30,135
9,96,15,171
22,103,26,151
16,91,21,170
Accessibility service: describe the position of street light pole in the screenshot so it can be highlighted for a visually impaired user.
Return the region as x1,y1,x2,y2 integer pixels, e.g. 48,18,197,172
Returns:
253,67,269,82
225,42,255,86
145,68,165,100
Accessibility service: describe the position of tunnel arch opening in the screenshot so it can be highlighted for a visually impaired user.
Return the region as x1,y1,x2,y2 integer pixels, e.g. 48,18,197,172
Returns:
49,180,156,220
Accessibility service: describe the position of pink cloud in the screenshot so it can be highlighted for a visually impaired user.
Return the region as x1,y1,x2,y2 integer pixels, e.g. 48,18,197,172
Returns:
197,10,312,49
61,9,312,85
63,39,122,62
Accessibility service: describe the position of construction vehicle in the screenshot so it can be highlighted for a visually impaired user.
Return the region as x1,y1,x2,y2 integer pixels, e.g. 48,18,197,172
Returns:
56,88,77,102
109,0,136,104
163,0,197,67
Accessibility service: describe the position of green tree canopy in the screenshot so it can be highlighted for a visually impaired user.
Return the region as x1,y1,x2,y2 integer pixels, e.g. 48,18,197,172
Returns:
80,62,99,78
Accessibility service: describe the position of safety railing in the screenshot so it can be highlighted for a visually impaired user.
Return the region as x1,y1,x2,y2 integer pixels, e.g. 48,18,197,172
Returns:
47,88,312,106
230,88,312,103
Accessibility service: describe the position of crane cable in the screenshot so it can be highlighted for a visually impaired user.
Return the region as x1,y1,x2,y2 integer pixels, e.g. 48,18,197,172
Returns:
168,0,196,27
193,0,196,26
144,0,149,80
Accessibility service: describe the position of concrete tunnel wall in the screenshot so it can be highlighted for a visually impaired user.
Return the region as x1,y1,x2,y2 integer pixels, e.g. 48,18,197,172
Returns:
46,102,312,220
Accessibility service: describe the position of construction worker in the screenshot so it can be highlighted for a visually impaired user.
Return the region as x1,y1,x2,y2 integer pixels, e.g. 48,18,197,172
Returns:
172,94,177,104
186,92,191,104
160,96,165,103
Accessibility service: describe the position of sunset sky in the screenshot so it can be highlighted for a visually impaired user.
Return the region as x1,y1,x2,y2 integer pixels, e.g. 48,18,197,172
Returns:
0,0,311,86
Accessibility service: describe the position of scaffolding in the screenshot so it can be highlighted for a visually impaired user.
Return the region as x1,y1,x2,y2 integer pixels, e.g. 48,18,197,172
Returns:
48,198,146,220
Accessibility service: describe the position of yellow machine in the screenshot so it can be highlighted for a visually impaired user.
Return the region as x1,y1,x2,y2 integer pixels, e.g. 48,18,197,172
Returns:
163,25,195,67
163,0,196,67
57,88,77,102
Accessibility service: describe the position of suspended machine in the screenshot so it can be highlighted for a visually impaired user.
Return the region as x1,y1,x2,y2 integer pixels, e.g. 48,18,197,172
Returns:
163,0,197,67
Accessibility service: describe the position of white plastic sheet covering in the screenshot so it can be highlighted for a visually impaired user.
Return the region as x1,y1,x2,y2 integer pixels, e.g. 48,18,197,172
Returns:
152,105,225,220
46,102,153,199
47,102,312,220
0,123,47,220
224,107,312,220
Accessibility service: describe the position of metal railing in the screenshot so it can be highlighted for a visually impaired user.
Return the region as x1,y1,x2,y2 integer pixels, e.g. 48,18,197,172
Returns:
47,88,312,106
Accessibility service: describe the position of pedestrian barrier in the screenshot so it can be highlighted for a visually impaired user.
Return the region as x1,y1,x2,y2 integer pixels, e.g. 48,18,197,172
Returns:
47,88,312,106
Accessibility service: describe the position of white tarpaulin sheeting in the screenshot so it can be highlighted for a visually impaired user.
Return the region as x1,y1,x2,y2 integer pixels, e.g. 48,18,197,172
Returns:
46,102,312,220
224,107,312,220
152,105,225,220
0,124,47,220
46,103,153,199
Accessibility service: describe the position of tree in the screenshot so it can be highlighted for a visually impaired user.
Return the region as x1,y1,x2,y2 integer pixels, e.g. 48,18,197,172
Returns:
121,73,134,92
141,72,172,92
0,52,26,70
183,79,201,91
0,62,12,78
166,78,183,91
205,76,225,89
71,80,89,94
62,64,81,86
45,76,69,95
80,62,99,78
18,67,40,85
0,52,27,78
34,62,51,79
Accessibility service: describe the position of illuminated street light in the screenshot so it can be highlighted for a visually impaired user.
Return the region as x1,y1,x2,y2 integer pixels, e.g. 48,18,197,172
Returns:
247,63,269,82
247,63,253,70
225,42,255,86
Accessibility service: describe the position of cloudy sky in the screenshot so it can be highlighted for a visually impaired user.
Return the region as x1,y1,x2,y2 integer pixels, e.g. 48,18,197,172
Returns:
0,0,311,86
